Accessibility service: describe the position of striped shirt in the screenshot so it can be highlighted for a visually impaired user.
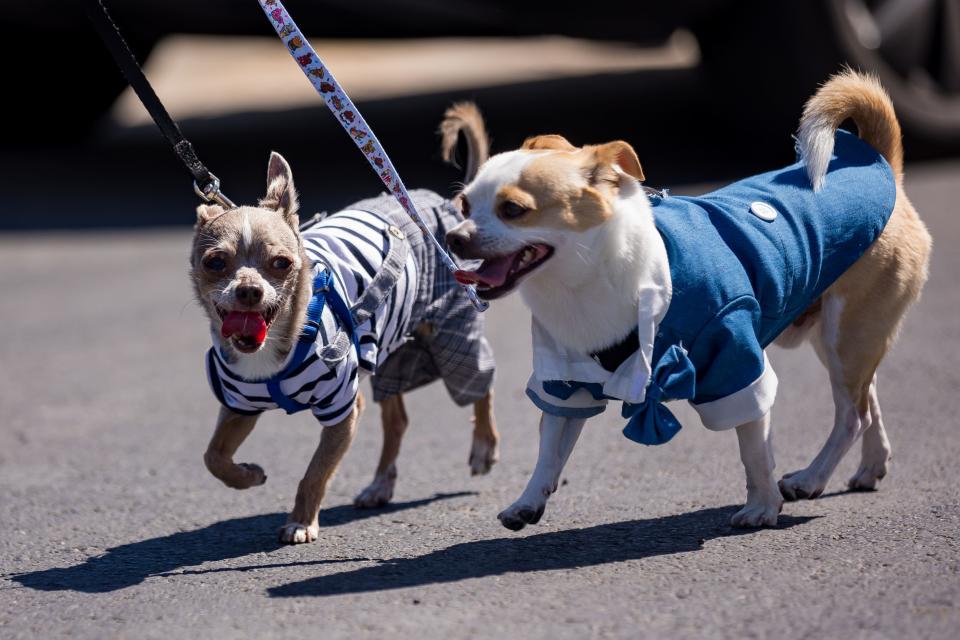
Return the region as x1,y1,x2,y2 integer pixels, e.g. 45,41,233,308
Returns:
206,209,419,426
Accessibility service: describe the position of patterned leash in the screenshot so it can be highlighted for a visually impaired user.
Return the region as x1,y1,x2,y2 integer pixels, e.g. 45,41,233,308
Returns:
256,0,488,312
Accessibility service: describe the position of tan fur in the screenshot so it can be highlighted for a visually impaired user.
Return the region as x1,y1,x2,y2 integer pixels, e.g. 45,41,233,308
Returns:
798,71,929,411
768,71,931,501
282,397,363,543
470,389,500,475
588,140,645,181
191,205,312,363
522,134,577,152
440,102,490,183
496,149,620,232
802,69,904,178
821,190,930,411
193,150,502,543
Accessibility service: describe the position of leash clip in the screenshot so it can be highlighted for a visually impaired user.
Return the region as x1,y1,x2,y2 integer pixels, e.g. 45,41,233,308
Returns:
194,174,237,209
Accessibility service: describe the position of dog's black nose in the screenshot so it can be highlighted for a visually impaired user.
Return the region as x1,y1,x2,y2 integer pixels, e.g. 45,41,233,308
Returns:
235,284,264,306
445,222,478,259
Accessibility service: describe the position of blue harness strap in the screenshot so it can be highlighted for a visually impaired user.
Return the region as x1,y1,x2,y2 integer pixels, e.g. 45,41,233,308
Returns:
267,269,357,414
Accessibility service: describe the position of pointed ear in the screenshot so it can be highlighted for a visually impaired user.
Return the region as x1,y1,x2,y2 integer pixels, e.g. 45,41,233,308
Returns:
522,134,577,152
196,204,224,227
592,140,645,181
259,151,300,223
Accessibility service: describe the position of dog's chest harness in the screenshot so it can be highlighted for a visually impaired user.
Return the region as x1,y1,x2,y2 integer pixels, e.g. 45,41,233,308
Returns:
527,129,897,443
264,269,356,414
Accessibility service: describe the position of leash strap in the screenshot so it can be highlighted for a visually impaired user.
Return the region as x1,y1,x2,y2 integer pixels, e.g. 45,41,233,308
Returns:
267,269,357,414
83,0,235,208
256,0,488,312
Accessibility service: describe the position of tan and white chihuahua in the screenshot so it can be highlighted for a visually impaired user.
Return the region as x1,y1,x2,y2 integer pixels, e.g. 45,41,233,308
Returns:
190,105,500,544
446,71,931,530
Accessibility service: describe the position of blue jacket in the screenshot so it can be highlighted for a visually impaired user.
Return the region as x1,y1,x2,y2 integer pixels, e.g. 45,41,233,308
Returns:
527,129,896,444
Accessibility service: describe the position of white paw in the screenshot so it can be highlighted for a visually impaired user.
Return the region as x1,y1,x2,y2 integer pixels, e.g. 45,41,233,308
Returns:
778,469,826,501
279,522,319,544
497,500,545,531
469,436,499,476
731,495,783,528
848,460,888,491
354,473,396,509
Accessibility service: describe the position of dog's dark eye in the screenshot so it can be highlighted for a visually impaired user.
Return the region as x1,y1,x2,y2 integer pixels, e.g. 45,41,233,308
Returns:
271,256,293,271
203,255,227,272
459,196,471,218
499,201,528,220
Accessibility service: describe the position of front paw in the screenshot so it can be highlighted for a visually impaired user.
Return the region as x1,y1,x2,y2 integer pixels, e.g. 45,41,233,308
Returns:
730,498,782,528
279,522,319,544
497,502,545,531
231,462,267,489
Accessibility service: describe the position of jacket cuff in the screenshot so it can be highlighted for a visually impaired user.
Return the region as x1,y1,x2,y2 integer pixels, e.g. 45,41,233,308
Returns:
690,353,778,430
526,376,608,419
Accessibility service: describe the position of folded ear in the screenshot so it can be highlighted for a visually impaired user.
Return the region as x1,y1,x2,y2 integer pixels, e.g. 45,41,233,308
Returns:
522,134,577,152
259,151,300,224
196,203,224,226
592,140,645,181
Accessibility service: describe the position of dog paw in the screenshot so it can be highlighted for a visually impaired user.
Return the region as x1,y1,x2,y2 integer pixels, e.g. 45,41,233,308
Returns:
730,497,782,528
778,470,825,501
847,461,888,491
279,522,319,544
354,474,395,509
229,463,267,489
469,436,499,476
497,502,545,531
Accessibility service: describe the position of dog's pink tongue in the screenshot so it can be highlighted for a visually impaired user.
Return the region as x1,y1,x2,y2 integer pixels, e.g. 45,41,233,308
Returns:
454,255,514,288
221,311,268,345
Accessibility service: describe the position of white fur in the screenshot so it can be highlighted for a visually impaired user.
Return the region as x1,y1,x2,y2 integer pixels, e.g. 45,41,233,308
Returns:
731,412,782,527
212,265,287,380
240,211,253,248
798,114,835,192
464,151,670,353
221,339,290,381
462,150,552,257
519,184,669,353
497,414,585,530
779,295,871,499
279,522,319,544
848,378,891,490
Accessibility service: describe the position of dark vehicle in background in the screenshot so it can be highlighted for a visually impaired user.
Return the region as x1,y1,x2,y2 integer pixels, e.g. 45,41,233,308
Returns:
1,0,956,229
12,0,958,148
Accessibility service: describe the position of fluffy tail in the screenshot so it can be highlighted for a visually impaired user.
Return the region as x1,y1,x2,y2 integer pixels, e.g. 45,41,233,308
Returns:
798,69,903,191
439,102,490,183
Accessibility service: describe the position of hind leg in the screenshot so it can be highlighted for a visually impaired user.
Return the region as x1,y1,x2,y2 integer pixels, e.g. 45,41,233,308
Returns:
780,296,877,500
354,394,407,508
848,377,891,490
469,389,499,475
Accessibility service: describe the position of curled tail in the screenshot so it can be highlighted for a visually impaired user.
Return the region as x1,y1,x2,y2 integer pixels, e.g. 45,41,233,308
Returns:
798,69,903,191
439,102,489,183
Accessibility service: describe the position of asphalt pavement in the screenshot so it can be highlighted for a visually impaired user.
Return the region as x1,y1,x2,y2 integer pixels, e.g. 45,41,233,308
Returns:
1,160,958,639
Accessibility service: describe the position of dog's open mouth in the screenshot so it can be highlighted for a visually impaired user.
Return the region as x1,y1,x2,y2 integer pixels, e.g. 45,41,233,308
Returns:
454,244,553,300
216,306,277,353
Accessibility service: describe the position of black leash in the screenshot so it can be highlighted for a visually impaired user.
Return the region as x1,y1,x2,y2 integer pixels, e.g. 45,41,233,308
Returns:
83,0,235,208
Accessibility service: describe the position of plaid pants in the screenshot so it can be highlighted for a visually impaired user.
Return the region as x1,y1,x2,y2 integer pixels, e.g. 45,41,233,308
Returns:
344,189,495,406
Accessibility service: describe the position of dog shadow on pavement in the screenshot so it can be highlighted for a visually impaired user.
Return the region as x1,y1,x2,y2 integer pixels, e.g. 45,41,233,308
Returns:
8,492,474,594
268,506,817,598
